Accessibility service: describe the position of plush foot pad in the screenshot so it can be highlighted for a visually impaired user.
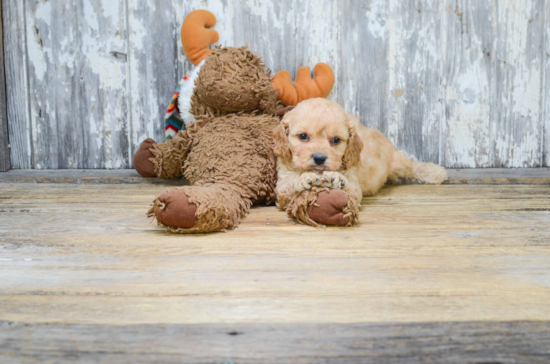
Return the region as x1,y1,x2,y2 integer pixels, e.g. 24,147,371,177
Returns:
134,138,157,177
154,189,198,229
307,189,350,226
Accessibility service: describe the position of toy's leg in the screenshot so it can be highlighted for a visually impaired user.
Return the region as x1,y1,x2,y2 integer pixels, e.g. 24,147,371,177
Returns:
149,188,198,229
308,190,358,226
148,184,251,233
134,132,190,178
286,188,359,228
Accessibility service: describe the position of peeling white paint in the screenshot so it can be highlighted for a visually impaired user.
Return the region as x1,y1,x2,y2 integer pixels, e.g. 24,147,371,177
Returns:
26,0,51,82
494,0,543,167
100,0,120,22
366,1,388,40
6,0,550,169
83,0,100,32
127,11,147,50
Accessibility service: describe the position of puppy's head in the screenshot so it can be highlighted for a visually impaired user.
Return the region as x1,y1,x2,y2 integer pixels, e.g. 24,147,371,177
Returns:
273,98,363,172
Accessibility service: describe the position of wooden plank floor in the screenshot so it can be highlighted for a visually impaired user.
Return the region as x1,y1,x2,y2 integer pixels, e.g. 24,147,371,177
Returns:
1,179,550,362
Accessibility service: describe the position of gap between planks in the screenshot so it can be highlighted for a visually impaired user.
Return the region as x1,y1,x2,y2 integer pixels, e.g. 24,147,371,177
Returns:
0,168,549,185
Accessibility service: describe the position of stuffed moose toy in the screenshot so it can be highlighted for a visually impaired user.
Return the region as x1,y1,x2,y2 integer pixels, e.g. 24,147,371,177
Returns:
134,10,338,233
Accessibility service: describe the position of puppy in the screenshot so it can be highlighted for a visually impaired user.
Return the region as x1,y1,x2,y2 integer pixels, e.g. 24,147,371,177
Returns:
273,98,447,225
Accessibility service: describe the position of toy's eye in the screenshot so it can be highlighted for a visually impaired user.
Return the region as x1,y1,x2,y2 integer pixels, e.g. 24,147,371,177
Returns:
332,137,341,144
298,133,309,141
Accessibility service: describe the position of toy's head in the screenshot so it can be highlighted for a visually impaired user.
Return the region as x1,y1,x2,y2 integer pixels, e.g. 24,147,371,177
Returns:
190,46,278,116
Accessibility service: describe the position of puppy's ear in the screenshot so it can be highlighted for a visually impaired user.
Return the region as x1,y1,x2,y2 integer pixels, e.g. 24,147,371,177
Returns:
273,119,292,162
342,126,363,170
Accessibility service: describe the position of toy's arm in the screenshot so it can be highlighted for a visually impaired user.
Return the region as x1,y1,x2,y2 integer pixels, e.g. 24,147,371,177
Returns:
181,10,219,66
272,63,335,106
149,131,194,179
134,131,193,179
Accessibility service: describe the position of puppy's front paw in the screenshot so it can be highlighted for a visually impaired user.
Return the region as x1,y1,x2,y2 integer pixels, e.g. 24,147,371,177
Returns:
321,171,348,189
296,172,322,191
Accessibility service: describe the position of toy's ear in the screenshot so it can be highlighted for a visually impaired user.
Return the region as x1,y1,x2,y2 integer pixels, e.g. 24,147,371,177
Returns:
273,118,292,162
181,10,219,66
342,124,363,170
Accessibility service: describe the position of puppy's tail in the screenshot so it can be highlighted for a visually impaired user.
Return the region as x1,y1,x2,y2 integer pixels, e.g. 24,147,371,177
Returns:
391,150,448,184
411,160,448,184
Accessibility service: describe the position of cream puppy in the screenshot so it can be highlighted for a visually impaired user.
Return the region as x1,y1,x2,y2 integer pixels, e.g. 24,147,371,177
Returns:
273,98,447,224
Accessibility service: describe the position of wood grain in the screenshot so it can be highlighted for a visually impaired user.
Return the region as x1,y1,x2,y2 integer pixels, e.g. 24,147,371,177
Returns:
493,0,545,167
2,0,31,169
23,0,130,169
386,1,442,164
0,169,189,184
0,0,10,172
1,321,549,363
441,0,495,168
338,0,388,133
0,183,549,360
3,0,550,168
1,184,549,323
127,0,183,164
544,0,550,167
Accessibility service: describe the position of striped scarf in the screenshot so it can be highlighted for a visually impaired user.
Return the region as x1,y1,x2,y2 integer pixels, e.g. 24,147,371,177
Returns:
164,75,190,139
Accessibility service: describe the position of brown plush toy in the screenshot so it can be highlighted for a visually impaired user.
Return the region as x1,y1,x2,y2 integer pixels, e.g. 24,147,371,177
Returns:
133,10,336,233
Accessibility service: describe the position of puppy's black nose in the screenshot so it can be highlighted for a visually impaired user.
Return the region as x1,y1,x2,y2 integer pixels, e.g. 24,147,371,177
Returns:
313,153,327,165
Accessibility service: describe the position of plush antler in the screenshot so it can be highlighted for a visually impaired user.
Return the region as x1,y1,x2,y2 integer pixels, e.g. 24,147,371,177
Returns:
272,63,335,106
181,10,219,66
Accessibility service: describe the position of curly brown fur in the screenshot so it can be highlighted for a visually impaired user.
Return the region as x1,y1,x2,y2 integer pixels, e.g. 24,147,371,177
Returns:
148,114,280,233
285,188,327,228
183,113,279,203
149,131,193,179
191,46,279,117
340,196,360,226
148,184,250,233
285,187,359,228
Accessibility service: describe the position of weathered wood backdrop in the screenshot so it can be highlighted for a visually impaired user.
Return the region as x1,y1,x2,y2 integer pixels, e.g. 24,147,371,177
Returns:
0,1,10,171
3,0,550,169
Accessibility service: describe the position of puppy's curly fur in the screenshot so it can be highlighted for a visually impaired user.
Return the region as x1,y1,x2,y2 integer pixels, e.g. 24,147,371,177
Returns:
274,98,448,226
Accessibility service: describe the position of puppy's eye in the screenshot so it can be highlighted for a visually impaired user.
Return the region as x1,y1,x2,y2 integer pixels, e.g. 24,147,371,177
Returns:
298,133,309,141
331,137,341,144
